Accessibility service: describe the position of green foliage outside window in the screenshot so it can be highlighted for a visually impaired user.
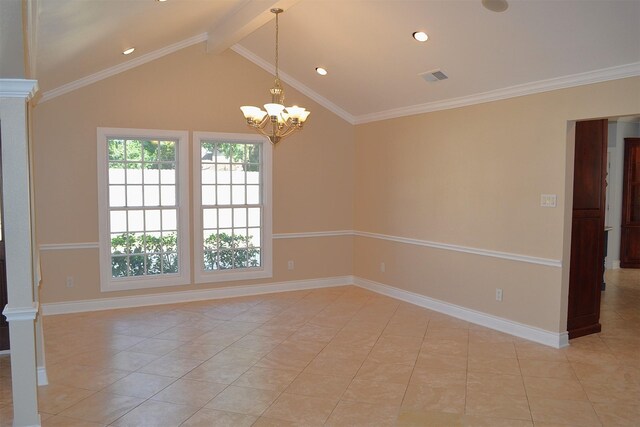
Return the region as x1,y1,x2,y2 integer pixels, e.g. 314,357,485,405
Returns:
203,232,260,271
201,141,260,172
108,139,176,169
110,232,259,277
111,233,178,277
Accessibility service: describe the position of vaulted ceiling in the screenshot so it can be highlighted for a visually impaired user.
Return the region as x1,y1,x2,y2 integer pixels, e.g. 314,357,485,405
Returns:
31,0,640,123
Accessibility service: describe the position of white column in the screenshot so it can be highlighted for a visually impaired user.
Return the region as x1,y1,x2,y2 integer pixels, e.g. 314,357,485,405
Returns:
0,79,40,427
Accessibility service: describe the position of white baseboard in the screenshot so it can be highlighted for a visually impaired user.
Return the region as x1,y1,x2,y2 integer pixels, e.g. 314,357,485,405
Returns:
605,259,620,270
41,276,351,315
40,274,568,349
37,366,48,386
353,277,569,349
1,353,49,385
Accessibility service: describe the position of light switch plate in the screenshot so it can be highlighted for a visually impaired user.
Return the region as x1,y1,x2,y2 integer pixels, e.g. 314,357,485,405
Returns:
540,194,557,208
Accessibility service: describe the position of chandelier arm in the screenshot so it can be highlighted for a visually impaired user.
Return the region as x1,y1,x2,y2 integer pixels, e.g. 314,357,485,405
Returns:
256,116,270,129
278,124,300,139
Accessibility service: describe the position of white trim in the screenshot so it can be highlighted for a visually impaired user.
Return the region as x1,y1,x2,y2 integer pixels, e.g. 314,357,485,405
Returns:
41,276,350,315
96,127,191,292
354,277,568,349
354,231,562,268
0,79,39,99
36,230,562,267
273,230,352,239
13,420,40,427
34,32,638,125
2,303,39,321
611,260,621,270
192,132,273,284
0,350,10,355
39,242,99,251
231,44,356,125
39,34,208,103
353,62,640,124
38,274,569,348
37,366,48,386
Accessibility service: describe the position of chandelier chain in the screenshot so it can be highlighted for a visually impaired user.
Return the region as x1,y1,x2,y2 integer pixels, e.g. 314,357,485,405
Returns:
275,10,279,82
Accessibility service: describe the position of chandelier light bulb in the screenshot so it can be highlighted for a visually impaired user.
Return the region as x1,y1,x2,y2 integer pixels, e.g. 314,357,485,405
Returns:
264,103,286,117
285,106,305,120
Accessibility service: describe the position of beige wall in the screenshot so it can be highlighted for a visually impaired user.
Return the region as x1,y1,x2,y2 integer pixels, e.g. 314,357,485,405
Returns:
32,43,354,303
31,40,640,336
354,77,640,332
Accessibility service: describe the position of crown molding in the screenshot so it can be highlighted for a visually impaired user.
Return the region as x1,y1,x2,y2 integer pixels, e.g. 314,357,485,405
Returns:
37,31,639,125
353,62,640,124
231,44,356,125
39,33,209,103
0,79,39,99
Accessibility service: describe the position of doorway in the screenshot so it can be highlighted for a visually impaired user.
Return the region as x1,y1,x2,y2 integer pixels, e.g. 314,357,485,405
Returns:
567,116,640,340
621,137,640,267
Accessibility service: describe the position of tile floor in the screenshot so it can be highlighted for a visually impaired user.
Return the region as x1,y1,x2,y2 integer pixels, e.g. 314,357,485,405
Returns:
0,269,638,426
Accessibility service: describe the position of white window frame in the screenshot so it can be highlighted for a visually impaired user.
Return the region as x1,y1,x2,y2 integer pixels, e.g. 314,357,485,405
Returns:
193,132,272,283
97,127,191,292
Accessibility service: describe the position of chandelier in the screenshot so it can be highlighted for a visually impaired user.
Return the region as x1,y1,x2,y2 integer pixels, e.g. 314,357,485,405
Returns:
240,8,310,145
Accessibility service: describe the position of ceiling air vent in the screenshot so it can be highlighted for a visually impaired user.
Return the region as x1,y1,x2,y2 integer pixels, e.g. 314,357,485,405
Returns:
420,69,448,83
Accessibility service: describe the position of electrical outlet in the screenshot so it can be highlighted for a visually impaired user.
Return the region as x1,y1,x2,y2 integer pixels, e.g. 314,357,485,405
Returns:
495,288,503,301
380,262,386,273
540,194,557,208
287,260,294,270
66,276,74,288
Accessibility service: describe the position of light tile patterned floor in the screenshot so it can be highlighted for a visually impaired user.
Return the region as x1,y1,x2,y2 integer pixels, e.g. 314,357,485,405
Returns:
0,269,638,426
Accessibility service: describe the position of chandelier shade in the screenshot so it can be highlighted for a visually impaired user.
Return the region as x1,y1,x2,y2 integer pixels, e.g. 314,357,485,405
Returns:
240,8,310,145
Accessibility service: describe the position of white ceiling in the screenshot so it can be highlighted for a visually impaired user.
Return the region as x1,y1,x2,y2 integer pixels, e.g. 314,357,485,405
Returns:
33,0,640,123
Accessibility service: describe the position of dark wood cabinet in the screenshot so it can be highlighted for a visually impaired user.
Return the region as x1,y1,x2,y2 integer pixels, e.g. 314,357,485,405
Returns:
621,138,640,268
567,119,607,339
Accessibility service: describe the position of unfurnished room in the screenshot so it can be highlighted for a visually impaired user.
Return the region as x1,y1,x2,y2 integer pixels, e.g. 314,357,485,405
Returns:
0,0,639,426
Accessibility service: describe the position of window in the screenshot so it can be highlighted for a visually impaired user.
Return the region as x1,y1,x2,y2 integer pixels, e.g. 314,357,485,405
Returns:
97,128,190,291
193,132,272,283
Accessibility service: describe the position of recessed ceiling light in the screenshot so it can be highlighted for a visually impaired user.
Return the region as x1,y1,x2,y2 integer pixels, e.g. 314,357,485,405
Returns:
412,31,429,42
156,0,168,2
482,0,508,12
315,67,328,76
122,47,135,55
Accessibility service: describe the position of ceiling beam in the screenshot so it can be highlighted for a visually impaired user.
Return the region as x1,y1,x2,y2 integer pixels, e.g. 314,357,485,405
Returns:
206,0,302,54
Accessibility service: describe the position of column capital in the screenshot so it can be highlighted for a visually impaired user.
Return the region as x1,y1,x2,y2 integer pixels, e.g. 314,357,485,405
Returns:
2,302,39,321
0,79,39,100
